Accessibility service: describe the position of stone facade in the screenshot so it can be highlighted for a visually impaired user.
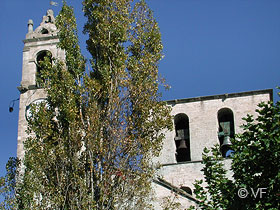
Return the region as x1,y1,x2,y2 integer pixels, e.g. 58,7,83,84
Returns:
152,89,272,209
17,10,65,161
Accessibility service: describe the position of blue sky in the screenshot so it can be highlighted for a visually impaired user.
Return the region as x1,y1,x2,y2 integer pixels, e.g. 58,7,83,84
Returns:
1,0,280,177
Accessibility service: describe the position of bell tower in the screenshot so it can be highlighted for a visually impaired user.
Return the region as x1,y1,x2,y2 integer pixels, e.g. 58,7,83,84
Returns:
17,10,64,160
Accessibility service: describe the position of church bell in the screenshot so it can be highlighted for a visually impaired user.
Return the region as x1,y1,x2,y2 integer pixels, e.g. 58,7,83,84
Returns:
219,121,233,156
178,139,188,149
221,135,232,148
175,129,188,150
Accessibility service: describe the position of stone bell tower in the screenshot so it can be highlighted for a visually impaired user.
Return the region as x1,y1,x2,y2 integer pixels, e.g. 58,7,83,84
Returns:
17,10,64,160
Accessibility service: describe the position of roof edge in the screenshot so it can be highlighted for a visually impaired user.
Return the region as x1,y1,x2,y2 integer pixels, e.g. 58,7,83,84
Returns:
166,89,273,105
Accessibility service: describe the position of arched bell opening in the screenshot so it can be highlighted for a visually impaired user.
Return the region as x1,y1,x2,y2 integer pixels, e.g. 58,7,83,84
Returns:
174,113,191,162
36,50,52,86
41,28,49,34
218,108,235,158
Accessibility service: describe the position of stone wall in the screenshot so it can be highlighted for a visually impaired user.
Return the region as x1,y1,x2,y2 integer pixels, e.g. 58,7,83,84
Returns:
153,89,272,209
156,89,272,164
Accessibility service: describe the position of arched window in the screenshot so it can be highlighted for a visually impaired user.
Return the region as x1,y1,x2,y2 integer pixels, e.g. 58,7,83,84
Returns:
174,113,191,162
41,28,49,34
218,108,235,157
36,50,52,86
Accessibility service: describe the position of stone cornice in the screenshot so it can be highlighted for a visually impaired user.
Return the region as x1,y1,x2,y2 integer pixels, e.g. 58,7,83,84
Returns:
23,35,59,44
167,89,273,105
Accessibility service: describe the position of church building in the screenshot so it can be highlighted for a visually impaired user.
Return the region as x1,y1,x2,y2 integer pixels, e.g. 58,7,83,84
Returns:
16,10,273,209
152,89,272,209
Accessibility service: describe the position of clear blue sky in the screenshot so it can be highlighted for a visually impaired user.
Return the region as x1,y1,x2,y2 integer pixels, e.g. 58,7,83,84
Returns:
1,0,280,177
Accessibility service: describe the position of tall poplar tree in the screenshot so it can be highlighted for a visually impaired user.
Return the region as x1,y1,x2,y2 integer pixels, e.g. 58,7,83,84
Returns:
12,1,172,209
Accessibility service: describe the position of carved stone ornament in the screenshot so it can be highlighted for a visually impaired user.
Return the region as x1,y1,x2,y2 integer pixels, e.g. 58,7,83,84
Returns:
26,9,58,39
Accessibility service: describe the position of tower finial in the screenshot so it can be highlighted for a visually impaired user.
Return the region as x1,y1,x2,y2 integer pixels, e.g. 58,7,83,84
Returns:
41,9,55,24
27,19,33,33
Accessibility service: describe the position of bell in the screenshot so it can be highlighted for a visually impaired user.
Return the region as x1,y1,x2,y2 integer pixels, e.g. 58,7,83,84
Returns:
175,129,188,140
178,139,188,149
220,122,230,136
221,136,233,157
221,136,232,149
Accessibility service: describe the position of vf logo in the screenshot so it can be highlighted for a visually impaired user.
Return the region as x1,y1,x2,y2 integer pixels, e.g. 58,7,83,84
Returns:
238,188,267,199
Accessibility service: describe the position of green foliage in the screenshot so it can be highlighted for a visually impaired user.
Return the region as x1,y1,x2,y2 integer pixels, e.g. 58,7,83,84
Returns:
13,0,172,209
189,100,280,210
0,157,19,210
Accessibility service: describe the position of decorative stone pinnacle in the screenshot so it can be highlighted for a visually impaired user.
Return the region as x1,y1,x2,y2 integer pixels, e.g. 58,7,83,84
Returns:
25,9,58,39
41,9,55,24
28,19,33,33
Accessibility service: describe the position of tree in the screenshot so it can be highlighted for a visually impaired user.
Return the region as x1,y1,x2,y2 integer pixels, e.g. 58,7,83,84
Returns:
0,157,18,210
9,0,172,209
189,99,280,210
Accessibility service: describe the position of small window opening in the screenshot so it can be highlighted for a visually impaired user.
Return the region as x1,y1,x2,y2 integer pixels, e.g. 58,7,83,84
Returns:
36,50,52,86
41,28,49,34
180,186,192,195
174,113,191,162
218,108,235,157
